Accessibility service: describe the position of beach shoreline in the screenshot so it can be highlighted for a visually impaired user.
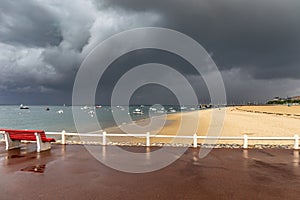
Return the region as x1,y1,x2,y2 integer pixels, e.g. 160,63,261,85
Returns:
102,105,300,146
2,105,300,148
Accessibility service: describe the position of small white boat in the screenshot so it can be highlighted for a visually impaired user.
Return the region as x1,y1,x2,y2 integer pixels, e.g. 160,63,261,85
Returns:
88,110,95,117
133,108,143,115
20,104,29,109
116,106,125,111
81,106,91,110
180,106,187,110
156,110,165,114
149,107,157,111
57,110,64,114
88,110,95,115
95,105,102,108
169,109,176,113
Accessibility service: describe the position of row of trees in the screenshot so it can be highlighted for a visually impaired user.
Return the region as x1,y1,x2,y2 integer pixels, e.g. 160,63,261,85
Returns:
267,99,300,105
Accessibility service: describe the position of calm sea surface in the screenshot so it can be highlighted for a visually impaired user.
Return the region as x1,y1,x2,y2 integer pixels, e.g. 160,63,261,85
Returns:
0,105,192,133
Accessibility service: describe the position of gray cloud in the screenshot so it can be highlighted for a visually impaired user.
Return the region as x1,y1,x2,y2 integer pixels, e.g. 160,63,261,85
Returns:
0,0,62,47
0,0,299,104
102,0,300,79
0,0,160,104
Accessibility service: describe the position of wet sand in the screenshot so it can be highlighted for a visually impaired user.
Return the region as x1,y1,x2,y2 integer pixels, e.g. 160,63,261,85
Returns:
1,143,300,199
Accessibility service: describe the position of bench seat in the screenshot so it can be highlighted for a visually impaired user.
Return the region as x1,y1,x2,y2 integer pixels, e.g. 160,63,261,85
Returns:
0,129,56,152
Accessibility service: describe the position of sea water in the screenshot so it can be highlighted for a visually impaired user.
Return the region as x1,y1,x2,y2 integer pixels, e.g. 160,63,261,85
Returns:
0,105,190,133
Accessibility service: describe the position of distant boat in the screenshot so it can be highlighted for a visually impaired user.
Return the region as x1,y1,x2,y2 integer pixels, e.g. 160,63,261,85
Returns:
81,106,91,110
180,106,187,110
57,110,64,114
46,107,50,111
88,110,95,117
20,104,29,109
149,107,157,112
115,106,125,111
95,105,102,108
169,108,176,113
133,108,143,115
88,110,95,115
156,110,165,114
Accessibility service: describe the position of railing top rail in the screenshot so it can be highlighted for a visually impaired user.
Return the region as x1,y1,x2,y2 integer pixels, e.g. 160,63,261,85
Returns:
44,131,298,140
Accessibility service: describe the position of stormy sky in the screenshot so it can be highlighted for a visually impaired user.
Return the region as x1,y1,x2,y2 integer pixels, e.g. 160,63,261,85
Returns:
0,0,299,105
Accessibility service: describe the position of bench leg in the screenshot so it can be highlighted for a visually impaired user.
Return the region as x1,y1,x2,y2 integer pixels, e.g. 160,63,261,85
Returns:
3,133,21,150
35,133,51,152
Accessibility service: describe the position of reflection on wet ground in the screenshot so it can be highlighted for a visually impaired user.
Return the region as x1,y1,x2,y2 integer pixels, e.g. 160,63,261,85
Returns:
21,164,46,173
0,144,55,174
0,144,300,199
293,150,299,167
9,155,25,159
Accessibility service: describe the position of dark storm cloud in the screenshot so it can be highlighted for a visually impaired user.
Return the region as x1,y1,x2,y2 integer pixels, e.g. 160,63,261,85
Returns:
0,0,62,47
102,0,300,80
0,0,160,104
95,49,210,105
0,0,299,104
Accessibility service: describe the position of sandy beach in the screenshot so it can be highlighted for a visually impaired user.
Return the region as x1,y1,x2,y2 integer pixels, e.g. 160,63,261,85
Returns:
104,105,300,145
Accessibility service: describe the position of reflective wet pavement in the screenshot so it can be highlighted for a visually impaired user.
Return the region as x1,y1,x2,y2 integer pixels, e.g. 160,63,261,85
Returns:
0,144,300,199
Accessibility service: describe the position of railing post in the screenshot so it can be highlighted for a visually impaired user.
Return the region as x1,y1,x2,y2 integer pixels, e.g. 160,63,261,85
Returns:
102,131,107,146
146,132,150,147
193,133,197,148
62,130,66,145
243,134,248,149
294,134,299,150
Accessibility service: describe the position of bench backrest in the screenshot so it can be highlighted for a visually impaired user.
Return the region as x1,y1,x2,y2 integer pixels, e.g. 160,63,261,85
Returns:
0,129,47,141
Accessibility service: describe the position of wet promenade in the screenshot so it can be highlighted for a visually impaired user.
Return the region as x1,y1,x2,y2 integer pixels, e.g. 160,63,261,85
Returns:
0,144,300,199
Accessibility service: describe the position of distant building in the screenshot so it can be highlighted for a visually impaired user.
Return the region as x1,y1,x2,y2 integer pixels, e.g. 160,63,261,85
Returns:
292,96,300,101
267,95,300,104
272,97,280,101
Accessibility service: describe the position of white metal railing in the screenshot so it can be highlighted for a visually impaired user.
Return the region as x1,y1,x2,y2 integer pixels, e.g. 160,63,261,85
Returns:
0,131,298,149
42,131,300,150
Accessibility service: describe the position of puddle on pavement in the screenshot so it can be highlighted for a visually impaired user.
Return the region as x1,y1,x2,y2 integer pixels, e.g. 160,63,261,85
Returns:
21,164,46,173
10,155,25,159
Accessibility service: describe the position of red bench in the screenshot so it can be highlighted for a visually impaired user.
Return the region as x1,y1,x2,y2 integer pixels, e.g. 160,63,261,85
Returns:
0,129,56,152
